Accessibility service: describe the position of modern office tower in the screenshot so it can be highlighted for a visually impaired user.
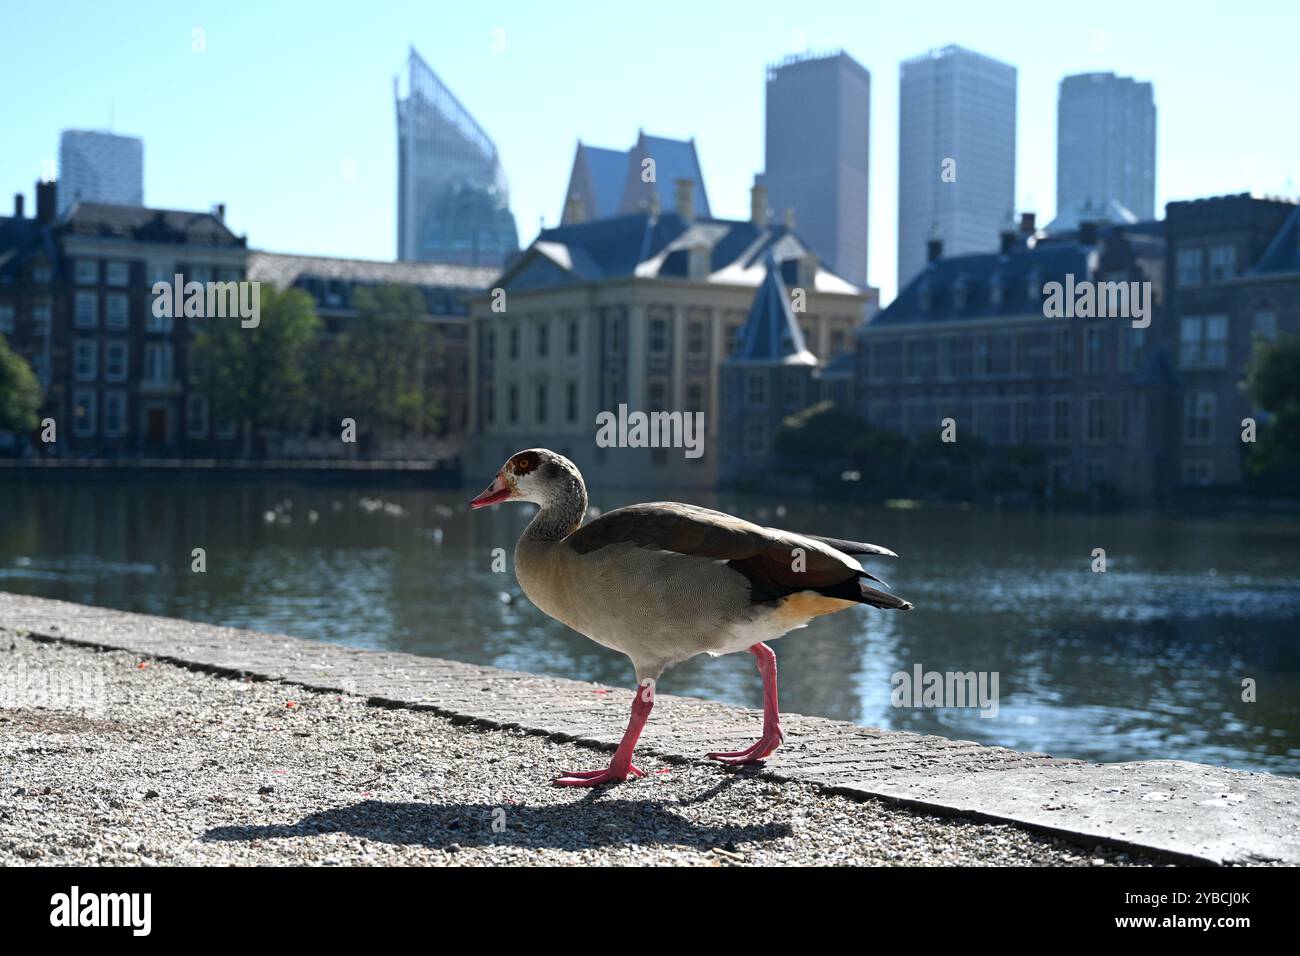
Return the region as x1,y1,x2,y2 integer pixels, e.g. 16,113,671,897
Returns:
1053,72,1156,230
57,129,144,215
764,51,871,286
897,45,1017,289
395,47,518,266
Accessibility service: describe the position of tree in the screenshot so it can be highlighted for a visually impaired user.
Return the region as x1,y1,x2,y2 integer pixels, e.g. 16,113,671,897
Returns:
1244,331,1300,475
316,284,446,447
0,336,41,434
190,286,321,457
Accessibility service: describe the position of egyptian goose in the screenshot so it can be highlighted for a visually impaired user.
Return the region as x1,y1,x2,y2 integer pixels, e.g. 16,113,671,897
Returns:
470,448,912,787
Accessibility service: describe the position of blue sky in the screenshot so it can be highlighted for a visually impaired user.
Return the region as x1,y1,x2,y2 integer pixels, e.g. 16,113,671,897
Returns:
1,0,1296,303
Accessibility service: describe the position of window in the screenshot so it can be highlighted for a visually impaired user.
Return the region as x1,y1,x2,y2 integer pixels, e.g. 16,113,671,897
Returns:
75,291,98,328
565,381,578,423
1183,391,1215,444
103,391,127,437
724,322,742,357
975,336,992,376
33,265,51,283
1180,316,1228,368
609,317,625,356
74,340,97,381
73,390,96,437
216,418,238,440
507,384,518,424
186,395,209,437
508,326,519,360
743,420,767,458
106,293,129,329
189,266,213,284
0,304,12,334
1052,329,1072,374
685,382,704,414
687,320,706,355
1085,396,1107,443
484,386,495,425
567,319,579,356
484,329,496,361
1052,398,1071,443
1208,244,1236,283
744,371,767,409
1253,312,1277,342
536,382,548,424
830,329,846,355
647,380,667,412
145,343,172,383
75,259,98,285
1118,397,1131,445
537,321,549,357
33,301,51,333
1085,326,1106,375
1176,248,1202,287
782,371,804,409
1119,326,1145,373
1182,460,1215,486
106,261,130,286
648,318,668,355
104,341,128,382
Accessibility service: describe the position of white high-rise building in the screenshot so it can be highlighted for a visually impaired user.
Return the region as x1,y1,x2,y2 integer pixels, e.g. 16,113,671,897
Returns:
897,45,1017,289
1052,72,1156,231
58,129,144,215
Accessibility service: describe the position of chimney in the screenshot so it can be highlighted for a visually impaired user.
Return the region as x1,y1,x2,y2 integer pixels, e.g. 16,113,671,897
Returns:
1000,229,1018,254
927,237,944,263
1078,220,1098,246
214,203,226,222
750,181,769,227
1019,212,1036,235
563,193,586,224
674,178,695,222
784,206,796,230
13,193,24,218
35,180,56,224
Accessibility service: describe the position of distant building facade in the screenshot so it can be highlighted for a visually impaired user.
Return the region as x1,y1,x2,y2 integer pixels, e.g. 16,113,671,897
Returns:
897,45,1017,290
58,129,144,215
560,132,710,225
469,183,873,488
396,47,518,267
719,257,818,482
1164,194,1300,488
764,51,872,286
0,181,248,456
1053,73,1156,232
858,216,1176,504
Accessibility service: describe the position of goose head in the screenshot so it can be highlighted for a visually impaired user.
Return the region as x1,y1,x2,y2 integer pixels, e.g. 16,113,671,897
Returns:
469,448,585,511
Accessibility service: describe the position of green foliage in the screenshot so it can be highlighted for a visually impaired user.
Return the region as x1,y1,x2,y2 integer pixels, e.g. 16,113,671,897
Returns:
1245,332,1300,475
190,286,321,455
0,336,42,433
312,284,446,443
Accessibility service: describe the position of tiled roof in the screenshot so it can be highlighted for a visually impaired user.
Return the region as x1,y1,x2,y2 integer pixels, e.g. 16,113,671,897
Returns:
501,211,862,296
729,256,816,365
1248,206,1300,277
58,202,244,246
870,222,1161,327
248,251,498,290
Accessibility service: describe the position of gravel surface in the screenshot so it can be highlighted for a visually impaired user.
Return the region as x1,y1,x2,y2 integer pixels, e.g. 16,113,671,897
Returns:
0,633,1158,866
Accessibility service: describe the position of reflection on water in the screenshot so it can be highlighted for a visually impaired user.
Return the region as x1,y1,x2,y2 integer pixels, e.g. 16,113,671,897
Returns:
1,478,1297,775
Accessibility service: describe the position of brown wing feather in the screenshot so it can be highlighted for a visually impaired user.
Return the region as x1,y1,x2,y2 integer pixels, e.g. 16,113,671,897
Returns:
565,502,895,604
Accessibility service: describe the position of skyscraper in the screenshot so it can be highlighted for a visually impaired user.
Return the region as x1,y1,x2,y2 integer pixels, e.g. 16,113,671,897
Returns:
57,129,144,215
395,47,518,266
897,45,1016,289
764,51,871,286
1053,72,1156,230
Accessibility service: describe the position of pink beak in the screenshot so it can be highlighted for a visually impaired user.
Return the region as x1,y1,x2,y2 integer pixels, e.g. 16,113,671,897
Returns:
470,473,512,509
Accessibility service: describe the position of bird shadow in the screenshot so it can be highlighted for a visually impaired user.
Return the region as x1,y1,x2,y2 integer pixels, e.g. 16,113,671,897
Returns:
202,775,789,852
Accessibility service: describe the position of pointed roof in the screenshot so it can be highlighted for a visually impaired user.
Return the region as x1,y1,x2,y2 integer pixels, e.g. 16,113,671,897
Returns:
729,256,816,365
1248,205,1300,277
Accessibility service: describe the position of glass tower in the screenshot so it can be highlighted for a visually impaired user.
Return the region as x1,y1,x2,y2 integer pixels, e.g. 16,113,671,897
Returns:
396,48,518,266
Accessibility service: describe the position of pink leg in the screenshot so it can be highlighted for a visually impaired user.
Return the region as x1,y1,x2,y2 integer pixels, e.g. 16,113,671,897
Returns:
707,643,784,765
553,681,654,787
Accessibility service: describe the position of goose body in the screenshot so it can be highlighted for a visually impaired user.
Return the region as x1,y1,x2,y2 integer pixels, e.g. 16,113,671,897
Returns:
471,449,912,786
